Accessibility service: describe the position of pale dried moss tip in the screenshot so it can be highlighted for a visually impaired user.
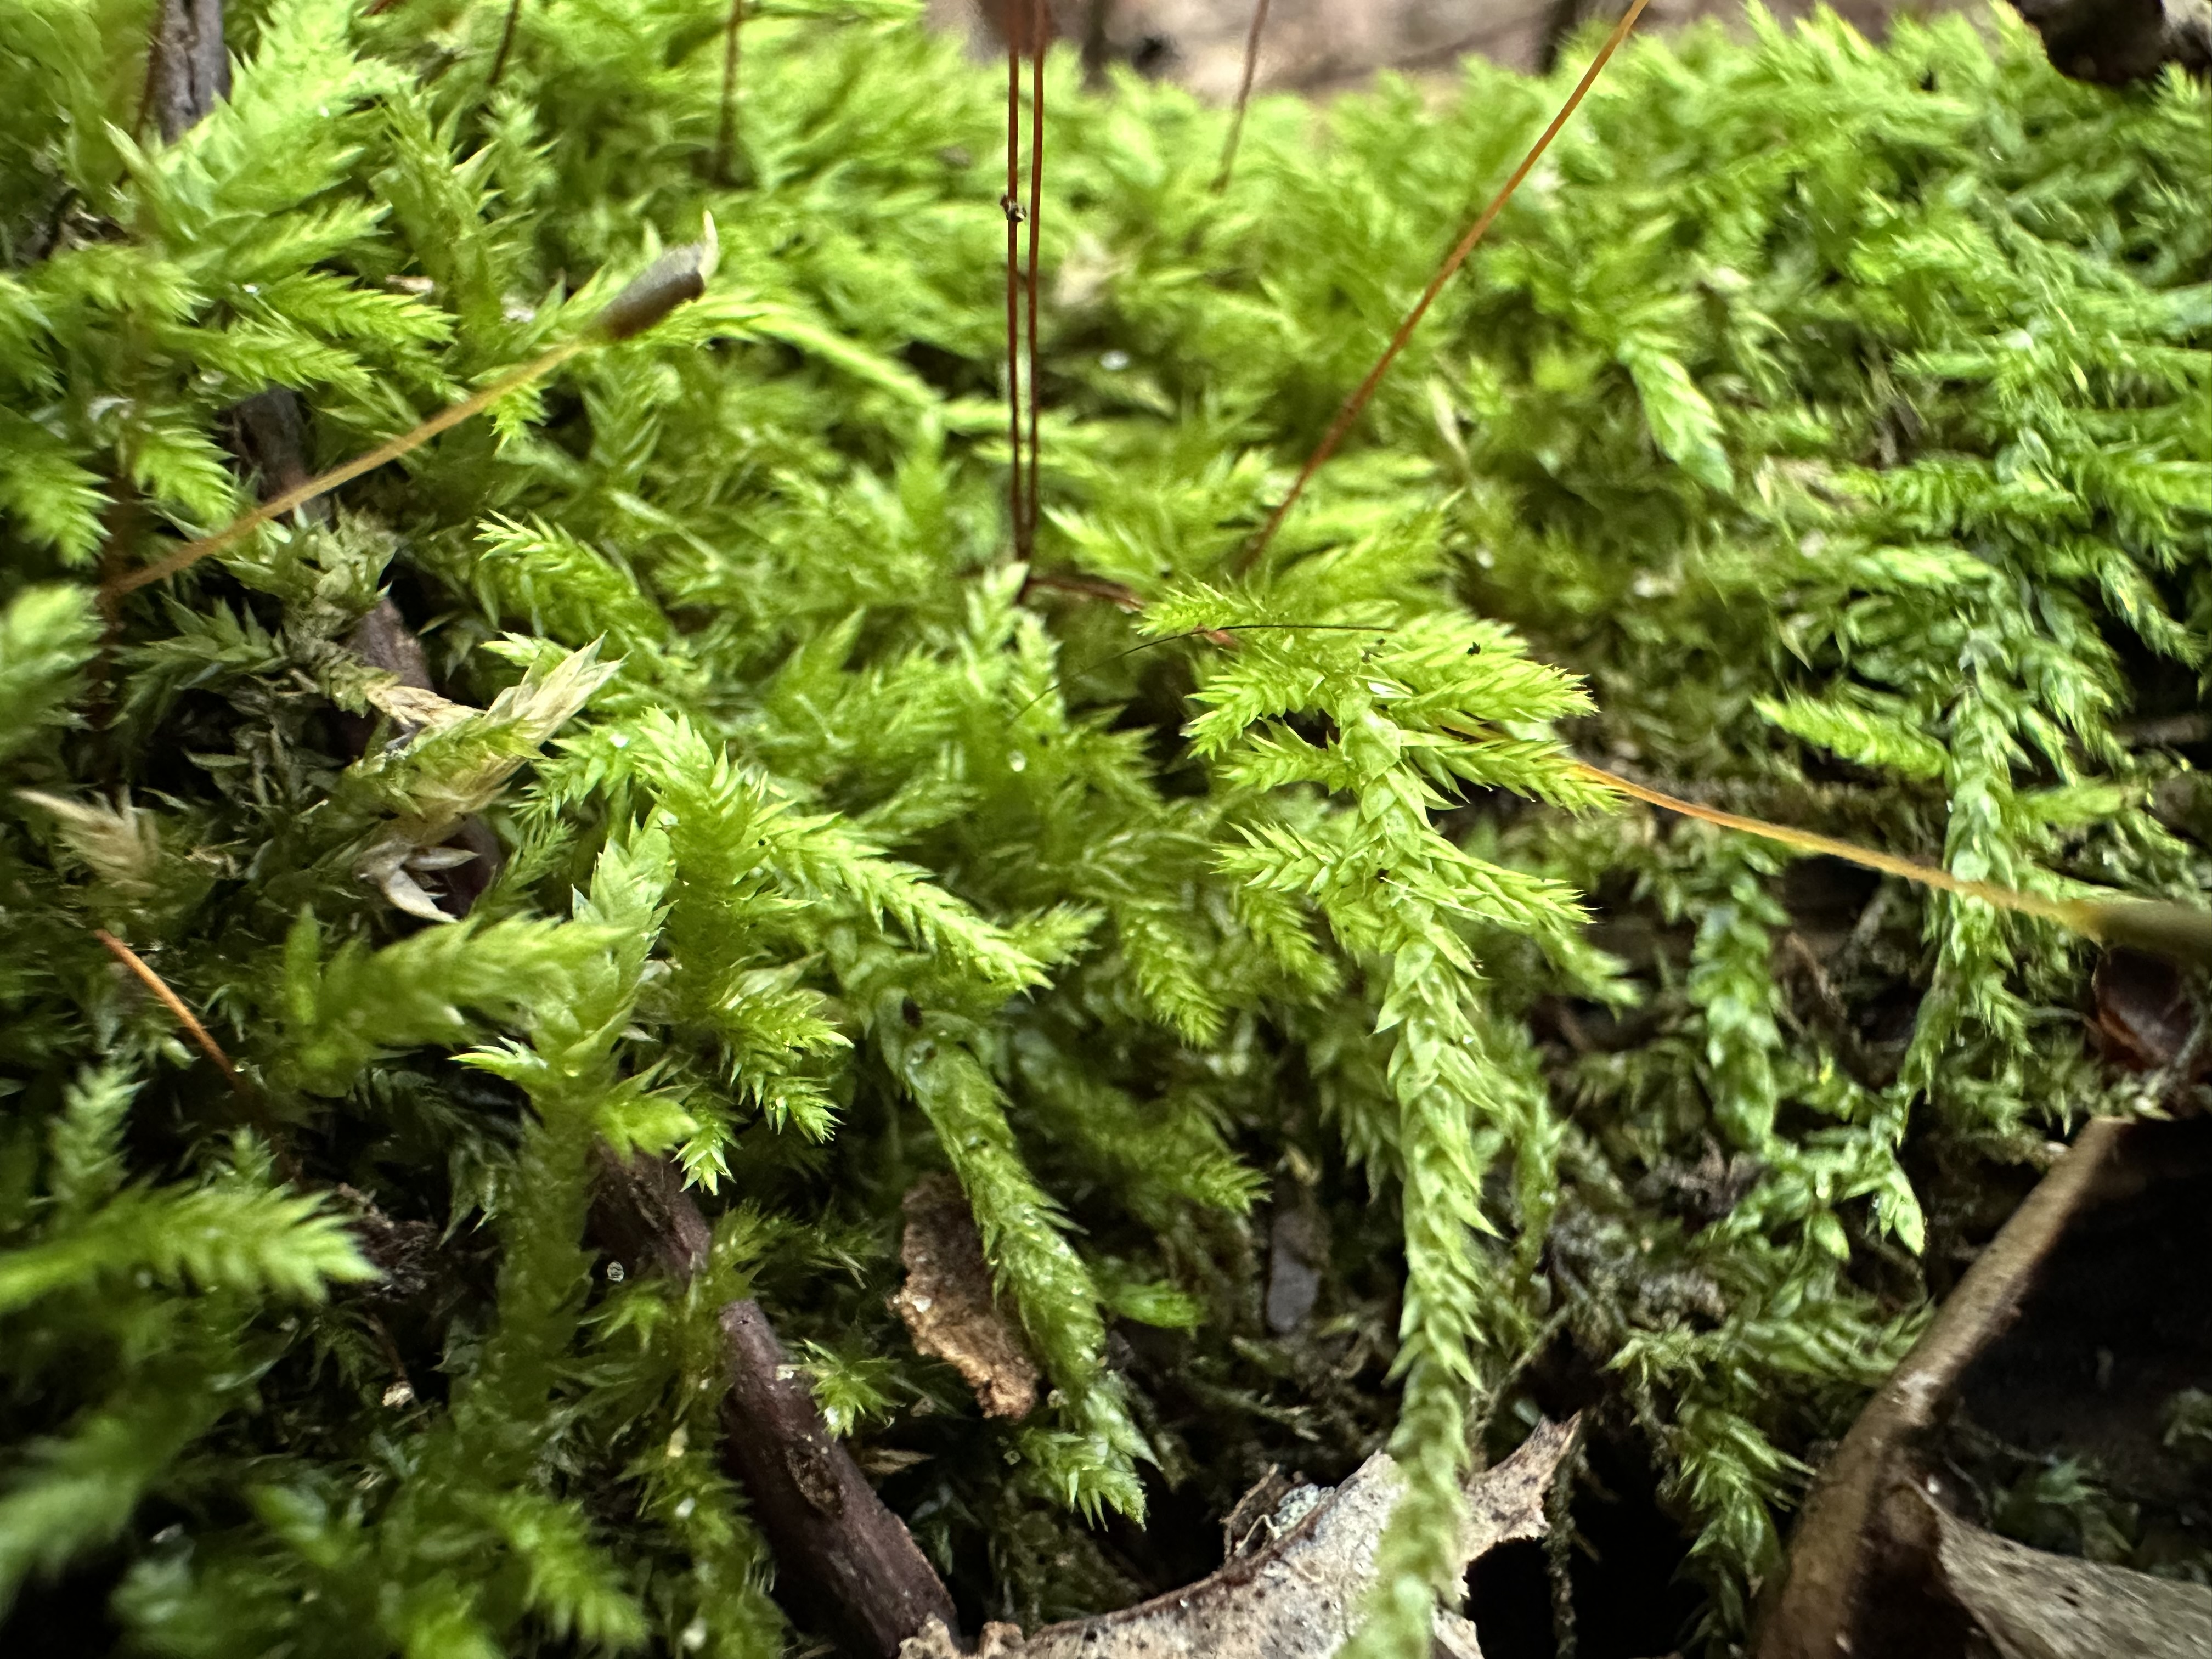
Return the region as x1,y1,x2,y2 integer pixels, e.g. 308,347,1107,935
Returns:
594,213,720,342
2073,898,2212,968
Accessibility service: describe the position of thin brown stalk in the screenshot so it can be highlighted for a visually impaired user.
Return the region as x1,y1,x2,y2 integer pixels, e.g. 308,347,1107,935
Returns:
1024,0,1047,551
1233,0,1651,577
487,0,524,90
714,0,744,183
93,928,251,1099
103,340,584,601
1211,0,1272,193
1004,16,1028,563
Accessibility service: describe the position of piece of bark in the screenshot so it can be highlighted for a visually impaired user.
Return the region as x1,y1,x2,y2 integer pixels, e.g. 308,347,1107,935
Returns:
589,1153,961,1659
148,0,230,142
231,386,325,512
891,1173,1041,1419
1928,1497,2212,1659
899,1417,1579,1659
1753,1119,2130,1659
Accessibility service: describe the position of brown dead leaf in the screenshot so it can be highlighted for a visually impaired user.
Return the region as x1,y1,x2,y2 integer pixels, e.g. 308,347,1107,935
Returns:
1929,1497,2212,1659
898,1416,1579,1659
890,1173,1041,1420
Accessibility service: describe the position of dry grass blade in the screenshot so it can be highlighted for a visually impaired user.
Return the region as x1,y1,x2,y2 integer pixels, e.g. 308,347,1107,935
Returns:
1234,0,1653,576
1578,761,2212,966
103,340,585,599
101,223,713,602
1573,762,2080,926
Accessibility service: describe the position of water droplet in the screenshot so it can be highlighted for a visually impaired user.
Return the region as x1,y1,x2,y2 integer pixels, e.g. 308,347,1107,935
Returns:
1008,752,1027,772
1100,349,1130,371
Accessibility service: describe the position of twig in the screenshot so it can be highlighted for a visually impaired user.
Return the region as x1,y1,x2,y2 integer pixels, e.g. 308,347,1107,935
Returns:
101,340,585,600
1024,0,1047,552
1233,0,1652,577
590,1153,960,1658
714,0,745,183
1021,569,1143,608
1755,1118,2130,1659
142,0,231,144
1211,0,1272,193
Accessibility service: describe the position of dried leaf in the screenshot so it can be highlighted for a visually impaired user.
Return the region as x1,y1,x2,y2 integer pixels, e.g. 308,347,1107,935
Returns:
899,1417,1578,1659
890,1173,1041,1419
1929,1498,2212,1659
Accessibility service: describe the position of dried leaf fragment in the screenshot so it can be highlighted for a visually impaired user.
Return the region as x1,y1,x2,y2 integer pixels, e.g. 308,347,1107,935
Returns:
891,1173,1040,1419
899,1416,1578,1659
1929,1497,2212,1659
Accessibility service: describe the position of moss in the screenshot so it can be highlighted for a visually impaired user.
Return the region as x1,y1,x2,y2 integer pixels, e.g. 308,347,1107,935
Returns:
3,2,2209,1654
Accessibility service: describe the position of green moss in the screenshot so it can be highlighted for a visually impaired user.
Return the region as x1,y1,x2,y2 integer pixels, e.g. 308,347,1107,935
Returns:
3,2,2209,1654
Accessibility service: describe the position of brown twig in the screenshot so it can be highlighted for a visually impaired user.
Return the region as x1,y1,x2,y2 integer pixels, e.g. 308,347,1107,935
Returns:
1021,569,1144,608
142,0,231,144
1754,1118,2130,1659
714,0,745,183
101,340,585,601
590,1153,960,1657
1232,0,1652,577
487,0,524,91
1211,0,1272,193
1024,0,1047,554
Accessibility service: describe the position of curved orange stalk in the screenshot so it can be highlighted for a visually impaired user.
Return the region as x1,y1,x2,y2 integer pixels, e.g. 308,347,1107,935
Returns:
94,928,251,1099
